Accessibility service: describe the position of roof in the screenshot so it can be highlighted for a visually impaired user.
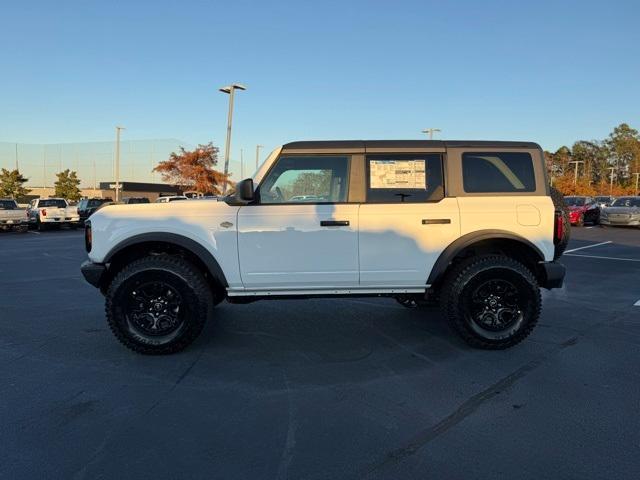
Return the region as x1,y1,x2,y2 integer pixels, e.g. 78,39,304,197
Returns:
98,181,181,193
282,140,541,150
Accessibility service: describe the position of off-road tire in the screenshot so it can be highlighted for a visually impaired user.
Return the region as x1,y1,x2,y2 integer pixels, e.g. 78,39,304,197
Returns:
550,186,570,259
105,255,212,355
440,255,541,350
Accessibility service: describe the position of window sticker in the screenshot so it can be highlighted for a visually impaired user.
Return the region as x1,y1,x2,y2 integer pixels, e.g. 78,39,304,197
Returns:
369,160,426,189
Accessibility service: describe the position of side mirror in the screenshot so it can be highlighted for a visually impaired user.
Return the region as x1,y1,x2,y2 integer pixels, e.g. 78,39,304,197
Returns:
235,178,255,203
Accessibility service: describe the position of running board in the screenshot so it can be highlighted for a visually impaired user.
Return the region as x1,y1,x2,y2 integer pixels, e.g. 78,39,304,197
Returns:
227,286,428,297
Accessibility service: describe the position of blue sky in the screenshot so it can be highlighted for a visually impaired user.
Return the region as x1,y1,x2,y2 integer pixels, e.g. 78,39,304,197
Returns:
1,0,639,184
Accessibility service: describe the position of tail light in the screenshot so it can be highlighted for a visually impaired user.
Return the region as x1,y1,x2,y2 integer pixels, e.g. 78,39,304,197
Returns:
554,210,564,244
42,209,47,217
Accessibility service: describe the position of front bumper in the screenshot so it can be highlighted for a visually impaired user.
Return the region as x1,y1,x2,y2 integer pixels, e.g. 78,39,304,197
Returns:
539,261,565,289
600,217,640,226
81,260,106,288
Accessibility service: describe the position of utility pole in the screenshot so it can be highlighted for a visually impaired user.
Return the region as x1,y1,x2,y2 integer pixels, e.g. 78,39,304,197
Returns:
633,172,640,196
93,158,97,194
42,146,46,189
15,143,19,170
219,84,246,194
240,148,244,178
422,128,441,140
568,160,584,185
255,144,263,171
608,167,616,196
114,126,125,202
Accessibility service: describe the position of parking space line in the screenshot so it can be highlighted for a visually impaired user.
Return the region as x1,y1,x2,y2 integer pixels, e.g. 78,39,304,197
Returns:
565,253,640,262
564,241,612,253
27,231,40,235
634,300,640,307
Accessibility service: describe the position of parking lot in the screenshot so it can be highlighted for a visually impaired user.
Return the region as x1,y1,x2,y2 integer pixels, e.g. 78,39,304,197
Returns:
1,226,639,479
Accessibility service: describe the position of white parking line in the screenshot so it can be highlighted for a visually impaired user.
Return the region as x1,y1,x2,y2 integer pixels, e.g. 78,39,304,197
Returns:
564,241,612,254
634,299,640,307
585,226,594,229
27,231,40,235
565,253,640,262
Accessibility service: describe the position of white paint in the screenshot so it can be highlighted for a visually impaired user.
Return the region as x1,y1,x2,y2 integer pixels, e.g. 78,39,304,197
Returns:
565,253,640,262
564,241,612,253
585,226,594,229
634,299,640,307
27,231,40,235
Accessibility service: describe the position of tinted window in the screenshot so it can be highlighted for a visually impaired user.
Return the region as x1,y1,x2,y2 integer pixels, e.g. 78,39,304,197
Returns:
366,154,443,203
0,200,17,209
38,199,67,208
462,152,535,193
612,197,640,207
259,156,350,204
564,197,586,207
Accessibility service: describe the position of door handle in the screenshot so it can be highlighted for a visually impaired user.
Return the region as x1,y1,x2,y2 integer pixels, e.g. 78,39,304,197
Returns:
320,220,350,227
422,219,451,225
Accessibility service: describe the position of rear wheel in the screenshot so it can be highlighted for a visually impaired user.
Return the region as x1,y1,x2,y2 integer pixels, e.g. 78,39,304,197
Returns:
105,255,213,354
440,255,541,349
37,219,46,231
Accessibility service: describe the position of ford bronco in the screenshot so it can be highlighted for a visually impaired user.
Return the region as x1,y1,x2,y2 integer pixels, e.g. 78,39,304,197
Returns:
81,140,568,354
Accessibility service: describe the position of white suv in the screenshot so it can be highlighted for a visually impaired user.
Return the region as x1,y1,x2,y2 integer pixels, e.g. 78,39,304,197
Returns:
81,140,568,354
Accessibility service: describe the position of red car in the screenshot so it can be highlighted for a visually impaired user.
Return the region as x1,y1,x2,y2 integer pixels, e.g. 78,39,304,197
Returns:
564,196,600,226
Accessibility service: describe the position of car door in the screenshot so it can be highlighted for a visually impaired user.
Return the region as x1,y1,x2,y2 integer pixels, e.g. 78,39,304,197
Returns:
237,154,359,290
358,152,460,287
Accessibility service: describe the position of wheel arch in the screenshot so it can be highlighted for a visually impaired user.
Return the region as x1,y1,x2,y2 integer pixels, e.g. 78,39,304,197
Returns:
102,233,228,298
428,230,545,287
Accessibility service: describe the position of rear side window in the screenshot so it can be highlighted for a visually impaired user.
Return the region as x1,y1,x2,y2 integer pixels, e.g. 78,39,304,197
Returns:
462,152,535,193
366,154,444,203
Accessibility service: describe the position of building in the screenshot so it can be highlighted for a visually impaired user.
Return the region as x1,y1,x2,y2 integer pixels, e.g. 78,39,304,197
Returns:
24,181,182,203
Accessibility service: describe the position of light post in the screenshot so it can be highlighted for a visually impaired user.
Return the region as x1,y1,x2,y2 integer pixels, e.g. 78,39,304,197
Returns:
219,83,246,193
255,144,263,171
422,128,441,140
568,160,584,186
240,148,244,178
114,126,125,202
608,167,616,196
634,172,640,196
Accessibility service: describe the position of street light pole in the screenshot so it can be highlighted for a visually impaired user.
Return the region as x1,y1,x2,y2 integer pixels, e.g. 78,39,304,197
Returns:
219,84,246,194
633,172,640,196
255,144,263,171
608,167,616,196
240,148,244,178
422,128,441,140
568,160,584,186
115,126,125,202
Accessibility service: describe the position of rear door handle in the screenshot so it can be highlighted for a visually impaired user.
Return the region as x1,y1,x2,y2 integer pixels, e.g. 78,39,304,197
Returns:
422,219,451,225
320,220,350,227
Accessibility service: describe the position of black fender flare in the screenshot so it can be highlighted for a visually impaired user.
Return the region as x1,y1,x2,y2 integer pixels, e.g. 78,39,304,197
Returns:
427,230,545,285
104,232,228,288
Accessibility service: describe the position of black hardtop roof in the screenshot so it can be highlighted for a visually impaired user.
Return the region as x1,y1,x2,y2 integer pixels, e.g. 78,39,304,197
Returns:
283,140,541,150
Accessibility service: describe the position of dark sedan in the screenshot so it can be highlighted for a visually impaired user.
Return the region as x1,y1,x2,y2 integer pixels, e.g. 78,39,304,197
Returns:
77,198,112,224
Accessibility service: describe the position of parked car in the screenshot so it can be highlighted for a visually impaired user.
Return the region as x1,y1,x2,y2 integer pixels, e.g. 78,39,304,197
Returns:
82,140,568,355
77,198,113,224
27,198,80,231
0,199,29,232
600,196,640,227
564,196,600,226
122,197,150,204
595,195,615,207
155,195,188,203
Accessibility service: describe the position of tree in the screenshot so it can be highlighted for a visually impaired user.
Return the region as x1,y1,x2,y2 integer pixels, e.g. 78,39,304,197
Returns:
605,123,640,185
153,143,229,195
54,169,82,201
571,140,608,185
0,168,30,199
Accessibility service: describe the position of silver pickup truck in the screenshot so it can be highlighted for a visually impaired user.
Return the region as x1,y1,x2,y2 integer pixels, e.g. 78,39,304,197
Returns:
0,199,28,232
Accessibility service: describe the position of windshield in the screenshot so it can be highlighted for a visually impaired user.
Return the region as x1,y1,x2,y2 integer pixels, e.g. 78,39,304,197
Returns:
595,196,610,202
168,197,187,202
611,197,640,207
38,199,67,208
0,200,17,210
564,197,586,207
87,199,107,207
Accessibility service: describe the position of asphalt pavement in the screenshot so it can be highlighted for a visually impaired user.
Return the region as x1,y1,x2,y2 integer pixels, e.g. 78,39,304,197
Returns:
0,226,639,479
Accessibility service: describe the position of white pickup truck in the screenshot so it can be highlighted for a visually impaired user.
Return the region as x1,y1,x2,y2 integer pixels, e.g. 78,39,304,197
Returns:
81,140,569,355
0,199,29,232
28,198,80,231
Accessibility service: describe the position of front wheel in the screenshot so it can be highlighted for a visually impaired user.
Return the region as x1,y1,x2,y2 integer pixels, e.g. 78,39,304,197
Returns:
440,255,541,349
105,255,213,354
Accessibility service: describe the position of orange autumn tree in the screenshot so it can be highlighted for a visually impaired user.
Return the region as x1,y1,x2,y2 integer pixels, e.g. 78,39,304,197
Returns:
153,143,230,195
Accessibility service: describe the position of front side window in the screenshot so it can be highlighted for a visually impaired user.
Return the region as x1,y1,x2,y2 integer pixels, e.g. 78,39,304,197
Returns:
462,152,535,193
259,156,349,204
366,154,443,203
